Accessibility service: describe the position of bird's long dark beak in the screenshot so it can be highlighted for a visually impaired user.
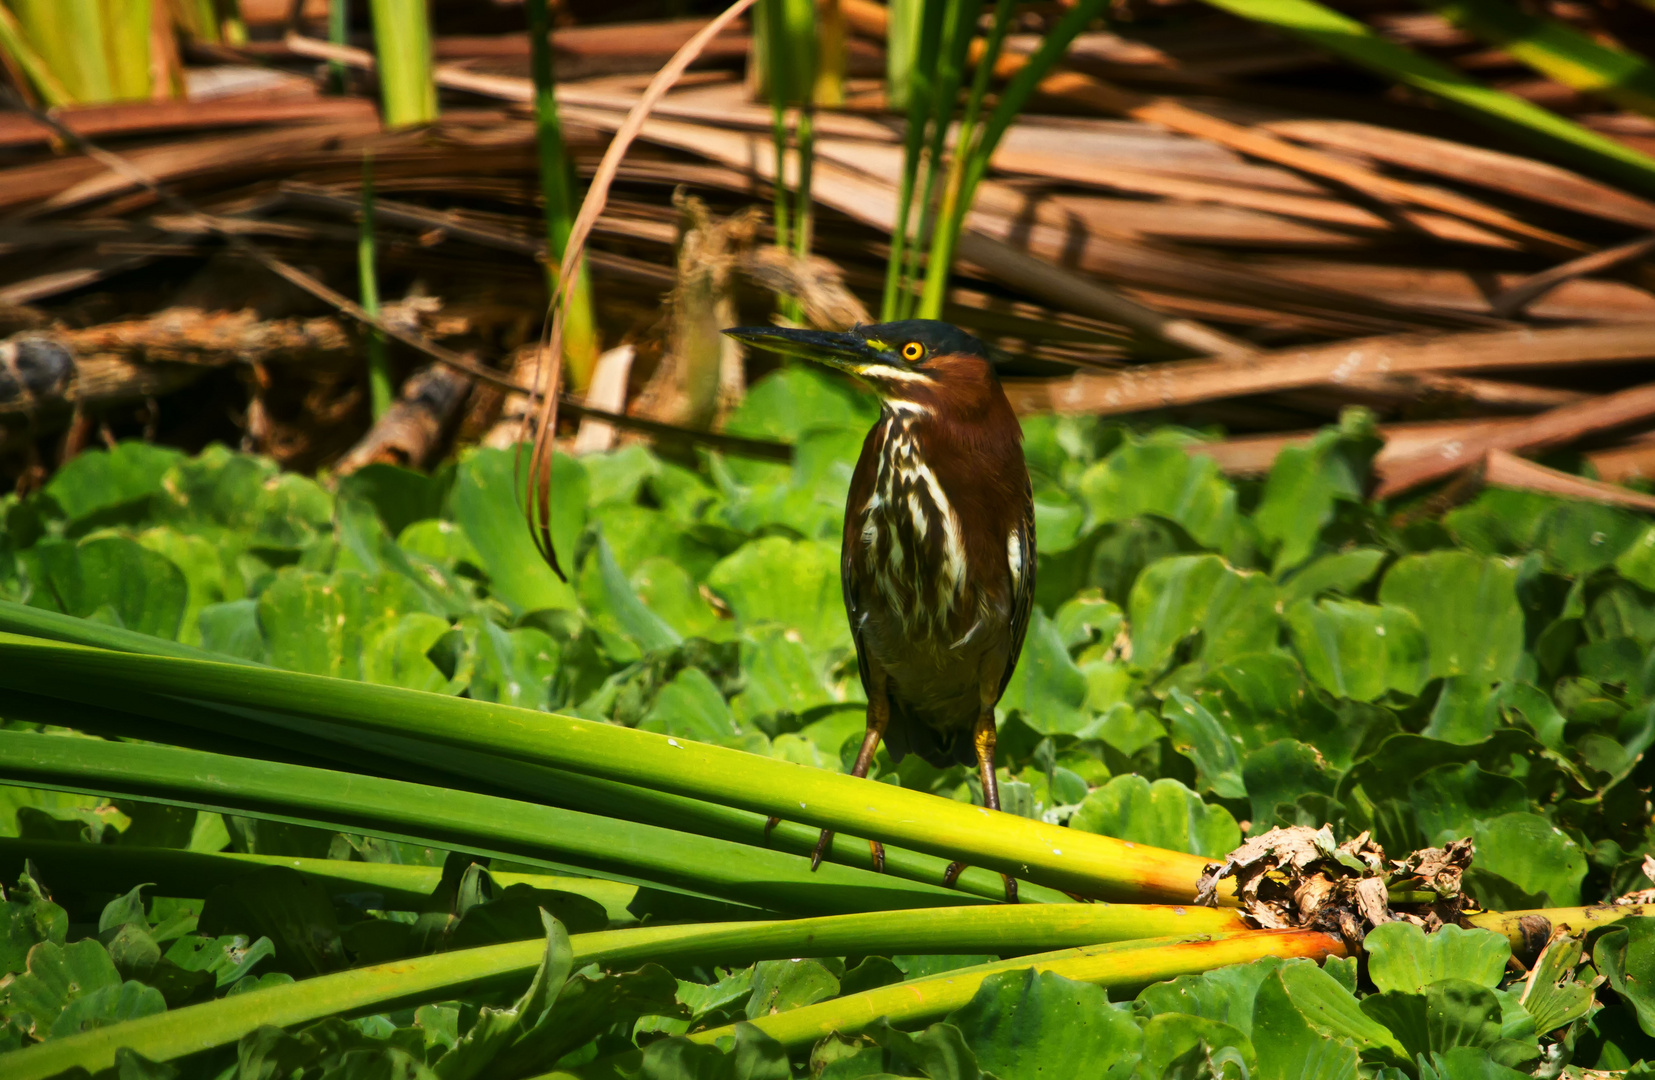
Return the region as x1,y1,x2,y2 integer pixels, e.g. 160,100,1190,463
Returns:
723,326,885,376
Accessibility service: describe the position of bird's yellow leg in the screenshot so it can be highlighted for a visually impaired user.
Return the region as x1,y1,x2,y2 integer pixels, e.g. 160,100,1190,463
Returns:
973,711,1000,812
944,708,1019,902
811,673,889,872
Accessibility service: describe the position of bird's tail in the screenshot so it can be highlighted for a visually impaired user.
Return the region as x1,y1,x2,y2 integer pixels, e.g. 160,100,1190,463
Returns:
882,698,978,770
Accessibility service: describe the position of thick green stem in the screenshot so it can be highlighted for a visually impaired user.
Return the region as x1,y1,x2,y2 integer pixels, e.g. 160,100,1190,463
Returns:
1468,903,1655,952
757,0,792,254
0,728,982,916
0,604,1063,906
0,837,642,923
0,908,1254,1080
545,929,1347,1078
813,0,844,106
0,635,1224,903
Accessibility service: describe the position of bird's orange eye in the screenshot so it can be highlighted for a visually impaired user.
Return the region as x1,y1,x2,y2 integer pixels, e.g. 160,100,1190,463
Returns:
901,342,925,362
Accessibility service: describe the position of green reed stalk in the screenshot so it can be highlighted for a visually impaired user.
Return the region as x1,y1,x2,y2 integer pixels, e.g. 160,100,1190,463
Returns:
220,0,246,44
754,0,817,321
916,0,1105,319
190,0,223,43
0,2,71,106
814,0,845,107
895,0,978,319
915,0,1014,320
1425,0,1655,119
0,633,1222,903
545,930,1347,1078
103,0,153,100
0,728,982,916
755,0,792,253
885,0,923,110
367,0,437,128
328,0,350,92
0,658,1068,908
526,0,600,390
0,837,643,921
11,0,111,103
358,156,392,419
0,631,1067,908
2,907,1251,1080
880,0,948,320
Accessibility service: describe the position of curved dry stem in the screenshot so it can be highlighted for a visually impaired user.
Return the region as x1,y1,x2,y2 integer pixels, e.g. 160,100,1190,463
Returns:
523,0,761,579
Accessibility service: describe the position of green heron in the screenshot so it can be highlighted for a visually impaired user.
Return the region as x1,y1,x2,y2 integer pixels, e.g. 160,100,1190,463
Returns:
724,320,1034,902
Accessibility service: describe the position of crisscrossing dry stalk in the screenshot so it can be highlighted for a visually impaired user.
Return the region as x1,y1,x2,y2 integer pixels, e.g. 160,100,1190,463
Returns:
522,0,760,579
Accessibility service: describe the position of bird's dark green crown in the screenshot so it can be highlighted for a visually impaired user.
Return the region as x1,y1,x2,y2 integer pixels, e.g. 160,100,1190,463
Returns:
722,319,988,388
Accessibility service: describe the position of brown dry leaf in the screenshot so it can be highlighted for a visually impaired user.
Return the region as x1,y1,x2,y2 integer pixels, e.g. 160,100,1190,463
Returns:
1199,826,1475,945
634,191,757,430
1374,381,1655,499
1483,450,1655,513
1006,324,1655,417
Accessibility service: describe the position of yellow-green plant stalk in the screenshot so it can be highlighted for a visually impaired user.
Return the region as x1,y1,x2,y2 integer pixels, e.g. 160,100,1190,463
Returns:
367,0,437,128
184,0,220,42
0,727,979,917
10,0,113,103
2,907,1255,1080
103,0,154,100
813,0,845,107
754,0,792,253
1469,903,1655,950
0,836,642,920
526,0,600,391
0,628,1057,907
885,0,923,110
0,2,71,105
0,634,1226,904
546,929,1348,1078
359,154,393,419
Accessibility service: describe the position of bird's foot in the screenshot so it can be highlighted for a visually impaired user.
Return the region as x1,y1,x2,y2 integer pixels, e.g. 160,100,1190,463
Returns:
809,828,835,871
763,815,782,842
943,861,1019,903
797,827,884,874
